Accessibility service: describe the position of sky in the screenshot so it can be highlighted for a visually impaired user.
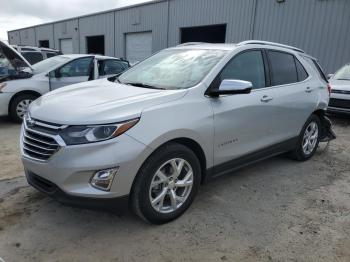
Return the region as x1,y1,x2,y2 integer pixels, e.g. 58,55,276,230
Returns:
0,0,151,42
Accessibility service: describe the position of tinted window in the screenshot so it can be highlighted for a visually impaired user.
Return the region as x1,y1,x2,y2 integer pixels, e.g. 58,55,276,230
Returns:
21,52,43,65
219,50,266,89
295,58,308,81
99,60,129,76
268,51,297,85
59,57,93,77
312,60,328,82
46,52,57,58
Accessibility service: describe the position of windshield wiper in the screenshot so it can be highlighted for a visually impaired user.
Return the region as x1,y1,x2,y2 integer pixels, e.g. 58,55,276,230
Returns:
124,82,165,90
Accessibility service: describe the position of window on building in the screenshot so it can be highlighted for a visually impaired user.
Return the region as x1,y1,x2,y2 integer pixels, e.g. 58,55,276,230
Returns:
39,40,50,48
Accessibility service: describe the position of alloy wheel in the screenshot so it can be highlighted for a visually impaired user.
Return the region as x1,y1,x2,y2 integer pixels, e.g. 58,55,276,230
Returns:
302,121,319,155
149,158,194,214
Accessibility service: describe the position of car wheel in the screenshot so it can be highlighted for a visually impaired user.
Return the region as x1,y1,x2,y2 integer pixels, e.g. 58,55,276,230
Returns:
131,143,201,224
9,94,38,123
289,114,321,161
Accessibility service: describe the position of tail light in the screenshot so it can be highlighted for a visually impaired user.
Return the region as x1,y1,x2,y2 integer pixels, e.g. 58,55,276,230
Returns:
327,84,331,95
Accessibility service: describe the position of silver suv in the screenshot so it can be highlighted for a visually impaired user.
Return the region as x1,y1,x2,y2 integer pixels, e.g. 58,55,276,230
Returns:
21,41,333,224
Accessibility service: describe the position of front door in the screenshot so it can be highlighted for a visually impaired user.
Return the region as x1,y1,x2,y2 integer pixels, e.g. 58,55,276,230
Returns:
210,50,278,168
49,57,94,90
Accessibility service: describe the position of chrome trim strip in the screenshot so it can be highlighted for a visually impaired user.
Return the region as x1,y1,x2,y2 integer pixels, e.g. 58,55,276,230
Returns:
24,132,57,146
23,139,57,151
23,146,52,156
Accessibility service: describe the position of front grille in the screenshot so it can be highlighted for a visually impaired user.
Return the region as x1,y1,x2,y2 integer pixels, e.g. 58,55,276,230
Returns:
329,98,350,109
22,117,66,161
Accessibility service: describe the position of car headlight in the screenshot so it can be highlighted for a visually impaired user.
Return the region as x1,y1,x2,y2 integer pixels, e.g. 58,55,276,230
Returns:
59,118,139,145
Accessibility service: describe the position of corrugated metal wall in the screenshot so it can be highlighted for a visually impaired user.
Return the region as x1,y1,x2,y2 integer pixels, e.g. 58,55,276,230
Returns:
79,12,115,56
19,28,36,46
35,24,54,48
114,1,169,59
53,19,80,53
7,0,350,73
252,0,350,73
168,0,255,46
8,31,21,45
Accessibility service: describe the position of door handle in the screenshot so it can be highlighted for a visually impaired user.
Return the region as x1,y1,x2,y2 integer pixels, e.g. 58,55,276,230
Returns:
305,87,313,93
261,95,273,103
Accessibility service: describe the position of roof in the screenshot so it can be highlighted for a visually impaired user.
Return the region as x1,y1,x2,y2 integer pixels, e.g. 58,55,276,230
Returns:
172,40,306,54
61,54,123,60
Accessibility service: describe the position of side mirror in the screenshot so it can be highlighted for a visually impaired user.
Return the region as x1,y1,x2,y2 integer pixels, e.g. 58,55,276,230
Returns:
327,74,334,80
208,79,252,97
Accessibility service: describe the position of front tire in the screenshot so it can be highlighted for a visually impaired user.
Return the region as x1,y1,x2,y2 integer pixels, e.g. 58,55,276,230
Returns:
131,143,201,224
289,114,321,161
9,93,39,123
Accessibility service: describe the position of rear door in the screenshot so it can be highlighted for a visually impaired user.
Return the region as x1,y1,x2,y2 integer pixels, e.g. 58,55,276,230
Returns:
49,57,94,90
265,50,315,140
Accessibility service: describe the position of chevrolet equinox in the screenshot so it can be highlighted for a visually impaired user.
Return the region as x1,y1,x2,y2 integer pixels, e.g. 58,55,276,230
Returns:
21,41,333,224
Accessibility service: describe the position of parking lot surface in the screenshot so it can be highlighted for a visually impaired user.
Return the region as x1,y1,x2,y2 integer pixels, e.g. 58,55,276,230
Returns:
0,116,349,262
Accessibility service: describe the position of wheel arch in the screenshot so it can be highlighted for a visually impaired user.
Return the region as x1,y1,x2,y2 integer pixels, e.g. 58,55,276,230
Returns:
8,90,41,114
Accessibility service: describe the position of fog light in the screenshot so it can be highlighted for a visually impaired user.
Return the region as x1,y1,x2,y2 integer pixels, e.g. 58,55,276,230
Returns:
90,167,119,191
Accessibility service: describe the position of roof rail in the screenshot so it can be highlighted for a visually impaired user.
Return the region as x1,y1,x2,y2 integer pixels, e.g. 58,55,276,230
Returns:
237,40,305,53
177,42,207,46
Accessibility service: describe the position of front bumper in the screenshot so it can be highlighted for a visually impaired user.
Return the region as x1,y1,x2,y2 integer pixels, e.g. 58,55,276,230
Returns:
21,124,152,202
328,93,350,114
26,170,129,213
0,92,12,117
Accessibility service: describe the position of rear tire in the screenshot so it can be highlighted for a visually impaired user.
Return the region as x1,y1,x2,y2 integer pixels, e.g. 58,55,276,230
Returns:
289,114,321,161
9,93,38,123
131,143,201,224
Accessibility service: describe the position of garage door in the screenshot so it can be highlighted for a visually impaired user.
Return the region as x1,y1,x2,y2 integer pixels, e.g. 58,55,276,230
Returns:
60,38,73,54
125,32,152,65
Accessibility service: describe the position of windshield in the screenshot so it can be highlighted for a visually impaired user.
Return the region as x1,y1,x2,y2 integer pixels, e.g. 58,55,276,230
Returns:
118,49,228,89
0,54,15,77
334,64,350,80
32,56,70,74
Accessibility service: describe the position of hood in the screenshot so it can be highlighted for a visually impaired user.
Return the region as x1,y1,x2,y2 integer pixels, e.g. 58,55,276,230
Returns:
329,79,350,91
0,40,32,70
29,79,187,125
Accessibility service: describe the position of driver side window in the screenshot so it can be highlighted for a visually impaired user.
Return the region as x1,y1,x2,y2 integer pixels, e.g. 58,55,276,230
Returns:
58,57,93,77
219,50,266,89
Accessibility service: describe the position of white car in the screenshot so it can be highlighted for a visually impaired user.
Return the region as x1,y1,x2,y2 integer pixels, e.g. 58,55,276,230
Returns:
12,45,62,65
0,41,130,122
328,63,350,114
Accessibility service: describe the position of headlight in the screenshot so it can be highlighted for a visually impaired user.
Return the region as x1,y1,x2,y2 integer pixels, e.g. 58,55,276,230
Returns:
60,118,139,145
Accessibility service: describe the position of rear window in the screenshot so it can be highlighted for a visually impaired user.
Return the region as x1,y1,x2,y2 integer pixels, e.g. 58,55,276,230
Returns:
295,58,309,81
268,51,298,86
312,60,328,82
46,52,58,58
21,52,43,65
